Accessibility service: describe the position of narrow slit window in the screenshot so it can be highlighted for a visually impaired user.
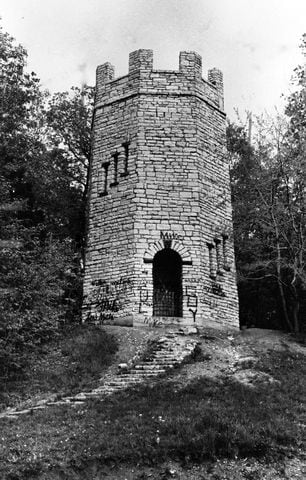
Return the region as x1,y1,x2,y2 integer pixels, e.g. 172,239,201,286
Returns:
110,152,119,187
214,238,222,274
100,162,110,196
222,235,230,271
206,243,216,279
120,141,130,177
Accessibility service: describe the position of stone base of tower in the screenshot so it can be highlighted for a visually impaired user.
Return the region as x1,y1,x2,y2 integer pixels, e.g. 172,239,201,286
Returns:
82,307,239,330
133,315,190,328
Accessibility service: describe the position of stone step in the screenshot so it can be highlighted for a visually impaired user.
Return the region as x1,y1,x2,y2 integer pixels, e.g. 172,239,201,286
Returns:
105,380,141,387
94,386,123,392
100,390,120,395
152,352,176,357
134,364,169,371
141,357,180,363
109,378,148,384
104,379,141,387
129,369,166,375
129,370,164,376
138,360,178,366
149,352,182,359
151,357,184,362
116,373,148,379
94,385,123,392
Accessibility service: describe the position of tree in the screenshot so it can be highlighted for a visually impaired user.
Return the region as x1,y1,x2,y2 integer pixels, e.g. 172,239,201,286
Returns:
228,122,277,329
229,36,306,333
228,112,305,332
0,25,43,224
46,86,93,190
46,86,94,259
0,25,86,380
281,37,306,331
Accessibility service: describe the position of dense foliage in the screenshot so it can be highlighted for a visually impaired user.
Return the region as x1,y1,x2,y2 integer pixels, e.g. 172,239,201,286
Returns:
228,63,306,332
0,26,93,381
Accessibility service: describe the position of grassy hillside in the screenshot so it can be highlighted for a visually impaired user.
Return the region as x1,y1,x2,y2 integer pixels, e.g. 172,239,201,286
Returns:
0,327,305,479
0,325,118,411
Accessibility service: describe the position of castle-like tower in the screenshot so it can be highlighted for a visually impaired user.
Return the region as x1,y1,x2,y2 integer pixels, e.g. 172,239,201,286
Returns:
83,49,239,329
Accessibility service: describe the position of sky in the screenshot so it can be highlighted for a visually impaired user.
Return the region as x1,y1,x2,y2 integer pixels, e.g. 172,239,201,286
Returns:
1,0,306,120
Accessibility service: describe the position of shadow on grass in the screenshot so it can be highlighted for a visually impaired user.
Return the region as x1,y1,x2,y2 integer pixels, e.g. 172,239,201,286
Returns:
0,325,118,409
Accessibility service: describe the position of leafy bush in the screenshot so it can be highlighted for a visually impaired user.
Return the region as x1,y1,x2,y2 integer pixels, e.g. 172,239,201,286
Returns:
0,239,81,382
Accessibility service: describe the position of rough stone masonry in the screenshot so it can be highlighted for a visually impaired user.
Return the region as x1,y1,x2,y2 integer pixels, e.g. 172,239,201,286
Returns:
82,49,239,329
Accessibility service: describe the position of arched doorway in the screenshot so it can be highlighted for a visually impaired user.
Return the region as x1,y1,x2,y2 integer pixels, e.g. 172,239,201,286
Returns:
153,249,183,317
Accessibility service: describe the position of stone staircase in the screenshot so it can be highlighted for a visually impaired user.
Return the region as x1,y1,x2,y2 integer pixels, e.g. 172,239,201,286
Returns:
1,331,200,418
69,332,200,402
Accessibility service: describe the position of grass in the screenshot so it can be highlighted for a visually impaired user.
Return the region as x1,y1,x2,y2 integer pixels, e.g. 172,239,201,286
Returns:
0,349,305,479
0,325,118,411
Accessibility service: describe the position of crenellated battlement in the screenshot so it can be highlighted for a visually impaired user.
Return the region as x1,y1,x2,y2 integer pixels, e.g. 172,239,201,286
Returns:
179,51,202,78
95,49,224,111
129,49,153,75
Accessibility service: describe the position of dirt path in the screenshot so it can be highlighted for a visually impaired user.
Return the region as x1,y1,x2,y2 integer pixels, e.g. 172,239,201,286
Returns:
163,327,306,388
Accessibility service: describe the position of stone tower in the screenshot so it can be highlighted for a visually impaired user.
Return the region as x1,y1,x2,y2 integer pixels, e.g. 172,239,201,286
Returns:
83,49,239,329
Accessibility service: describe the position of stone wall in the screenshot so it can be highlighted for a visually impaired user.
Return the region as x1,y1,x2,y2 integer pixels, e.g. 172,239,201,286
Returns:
83,49,239,329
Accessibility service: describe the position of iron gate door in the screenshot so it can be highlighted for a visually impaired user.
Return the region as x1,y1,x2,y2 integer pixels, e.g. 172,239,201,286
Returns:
152,249,183,317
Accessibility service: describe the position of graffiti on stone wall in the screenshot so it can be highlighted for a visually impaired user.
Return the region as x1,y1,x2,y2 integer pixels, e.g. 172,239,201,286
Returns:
143,316,163,327
160,231,184,249
160,231,183,242
189,307,197,322
187,295,198,308
85,277,133,322
139,285,149,302
202,281,225,310
91,277,132,294
184,278,199,284
96,298,120,312
84,311,115,323
185,285,198,322
204,281,226,297
202,297,220,309
138,284,152,314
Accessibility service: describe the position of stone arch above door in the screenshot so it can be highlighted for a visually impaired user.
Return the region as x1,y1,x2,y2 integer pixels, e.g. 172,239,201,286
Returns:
143,238,192,265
